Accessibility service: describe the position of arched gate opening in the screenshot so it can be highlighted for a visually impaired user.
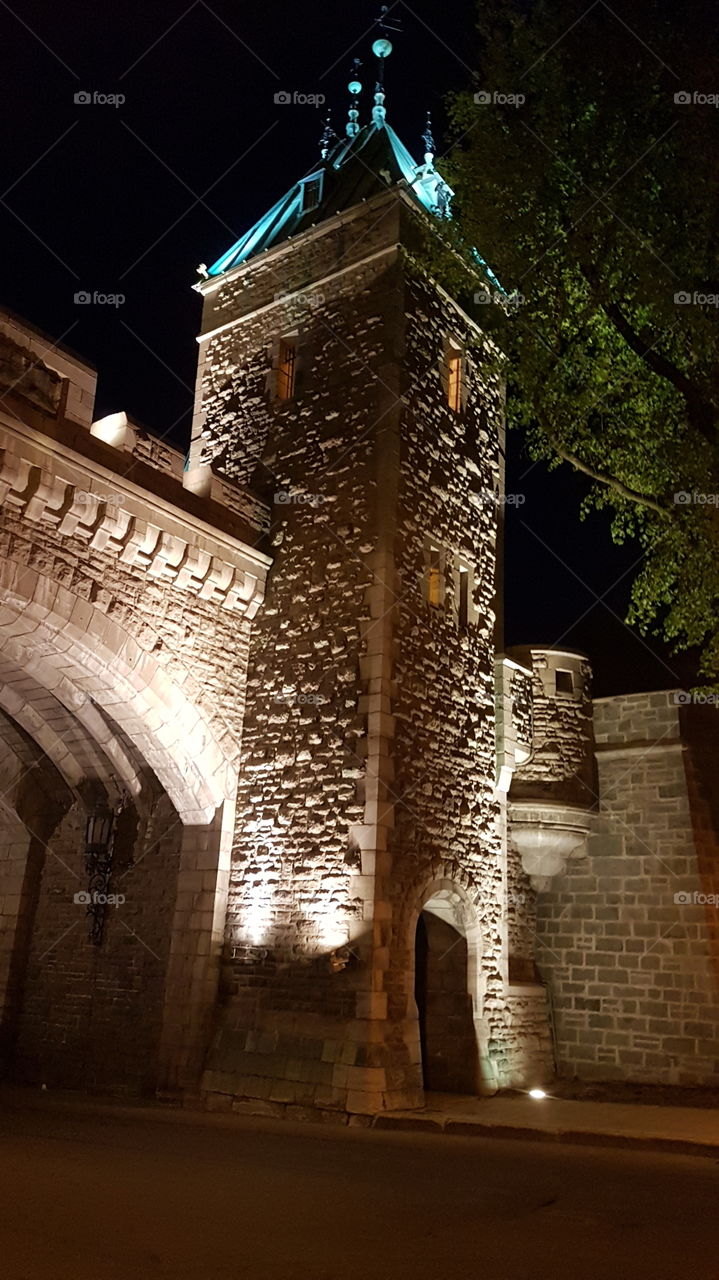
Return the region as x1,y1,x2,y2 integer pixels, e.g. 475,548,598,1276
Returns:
413,886,482,1095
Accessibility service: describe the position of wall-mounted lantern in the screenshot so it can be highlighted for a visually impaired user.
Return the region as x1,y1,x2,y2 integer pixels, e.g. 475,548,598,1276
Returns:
83,805,116,946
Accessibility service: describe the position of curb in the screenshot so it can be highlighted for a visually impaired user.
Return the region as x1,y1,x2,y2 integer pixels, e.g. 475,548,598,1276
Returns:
370,1113,719,1160
4,1087,718,1162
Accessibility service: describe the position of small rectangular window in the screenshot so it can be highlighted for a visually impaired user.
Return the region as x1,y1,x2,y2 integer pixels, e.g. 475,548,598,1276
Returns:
555,669,574,695
427,545,443,607
276,338,297,401
447,350,462,412
301,175,323,212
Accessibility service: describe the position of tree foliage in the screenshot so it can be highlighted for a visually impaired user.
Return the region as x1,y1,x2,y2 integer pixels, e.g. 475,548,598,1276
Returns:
445,0,719,684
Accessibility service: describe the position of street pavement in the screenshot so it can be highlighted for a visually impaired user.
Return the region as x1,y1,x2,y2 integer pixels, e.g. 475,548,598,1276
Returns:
0,1092,718,1279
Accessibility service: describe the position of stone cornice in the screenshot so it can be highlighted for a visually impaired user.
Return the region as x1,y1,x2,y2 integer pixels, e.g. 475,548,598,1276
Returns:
0,412,271,618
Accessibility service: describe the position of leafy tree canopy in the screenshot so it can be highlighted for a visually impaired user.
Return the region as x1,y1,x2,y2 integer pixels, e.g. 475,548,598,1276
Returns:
443,0,719,685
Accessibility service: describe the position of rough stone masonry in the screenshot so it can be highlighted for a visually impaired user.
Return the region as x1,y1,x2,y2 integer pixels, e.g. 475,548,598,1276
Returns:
0,99,717,1112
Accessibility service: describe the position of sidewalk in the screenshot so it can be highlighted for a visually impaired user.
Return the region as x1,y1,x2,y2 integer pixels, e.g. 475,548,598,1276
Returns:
372,1091,719,1158
3,1084,719,1159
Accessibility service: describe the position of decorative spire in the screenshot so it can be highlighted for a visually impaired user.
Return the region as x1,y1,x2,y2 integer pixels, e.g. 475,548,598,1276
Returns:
346,58,362,138
319,111,334,160
371,4,401,125
372,83,386,127
422,112,436,167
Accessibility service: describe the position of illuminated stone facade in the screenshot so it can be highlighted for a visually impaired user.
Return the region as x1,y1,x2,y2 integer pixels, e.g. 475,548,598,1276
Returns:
0,308,271,1092
0,111,717,1109
193,190,529,1112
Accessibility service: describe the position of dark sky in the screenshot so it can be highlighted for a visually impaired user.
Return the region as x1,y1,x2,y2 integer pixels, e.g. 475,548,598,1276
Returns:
0,0,696,696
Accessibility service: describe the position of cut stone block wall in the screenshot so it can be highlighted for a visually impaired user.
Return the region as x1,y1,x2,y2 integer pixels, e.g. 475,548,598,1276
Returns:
537,691,719,1085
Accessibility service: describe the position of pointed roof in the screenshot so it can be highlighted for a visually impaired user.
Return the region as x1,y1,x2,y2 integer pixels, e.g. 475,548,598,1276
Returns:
206,119,454,278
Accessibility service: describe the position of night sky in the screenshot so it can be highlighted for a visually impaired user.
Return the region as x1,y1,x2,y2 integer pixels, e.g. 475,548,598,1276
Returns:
0,0,696,695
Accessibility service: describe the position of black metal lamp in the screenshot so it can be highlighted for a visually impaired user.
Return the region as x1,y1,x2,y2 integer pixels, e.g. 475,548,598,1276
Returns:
83,805,115,946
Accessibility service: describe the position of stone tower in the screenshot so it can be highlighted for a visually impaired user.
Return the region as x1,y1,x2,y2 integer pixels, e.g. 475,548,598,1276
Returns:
189,59,549,1114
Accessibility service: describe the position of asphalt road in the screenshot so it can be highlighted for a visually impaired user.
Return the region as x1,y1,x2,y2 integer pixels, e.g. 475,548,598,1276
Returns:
1,1094,718,1280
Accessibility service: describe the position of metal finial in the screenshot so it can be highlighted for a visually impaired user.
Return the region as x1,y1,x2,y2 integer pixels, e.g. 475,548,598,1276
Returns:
422,112,436,165
346,58,362,138
371,6,400,113
320,111,334,160
372,83,386,127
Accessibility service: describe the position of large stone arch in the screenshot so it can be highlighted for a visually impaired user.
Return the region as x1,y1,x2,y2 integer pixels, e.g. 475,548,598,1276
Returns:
0,560,244,1093
0,557,234,823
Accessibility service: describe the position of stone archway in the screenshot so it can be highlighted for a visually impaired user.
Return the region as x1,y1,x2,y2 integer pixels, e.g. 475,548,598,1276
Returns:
408,878,495,1098
0,559,232,823
0,561,241,1094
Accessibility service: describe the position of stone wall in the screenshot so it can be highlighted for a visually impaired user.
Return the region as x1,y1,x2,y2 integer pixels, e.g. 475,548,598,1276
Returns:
14,791,183,1094
196,189,549,1111
510,647,595,808
382,264,512,1093
0,313,271,1095
537,691,719,1085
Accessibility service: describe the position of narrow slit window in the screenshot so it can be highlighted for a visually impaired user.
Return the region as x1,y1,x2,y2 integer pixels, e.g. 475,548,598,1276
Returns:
276,339,297,401
555,669,574,695
447,350,462,412
458,566,470,629
427,546,443,607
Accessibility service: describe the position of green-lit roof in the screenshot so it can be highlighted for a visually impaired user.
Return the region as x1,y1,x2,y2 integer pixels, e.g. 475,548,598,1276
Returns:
207,119,453,278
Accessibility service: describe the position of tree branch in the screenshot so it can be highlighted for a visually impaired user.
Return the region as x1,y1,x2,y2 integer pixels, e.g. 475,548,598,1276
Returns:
602,302,717,446
546,432,670,516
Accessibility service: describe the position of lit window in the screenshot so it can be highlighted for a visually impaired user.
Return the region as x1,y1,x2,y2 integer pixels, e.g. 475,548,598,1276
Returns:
426,545,443,607
301,174,323,212
276,339,297,401
555,669,574,695
446,350,462,412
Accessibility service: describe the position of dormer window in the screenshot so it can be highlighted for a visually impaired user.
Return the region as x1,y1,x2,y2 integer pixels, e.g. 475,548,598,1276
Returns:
300,173,323,213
